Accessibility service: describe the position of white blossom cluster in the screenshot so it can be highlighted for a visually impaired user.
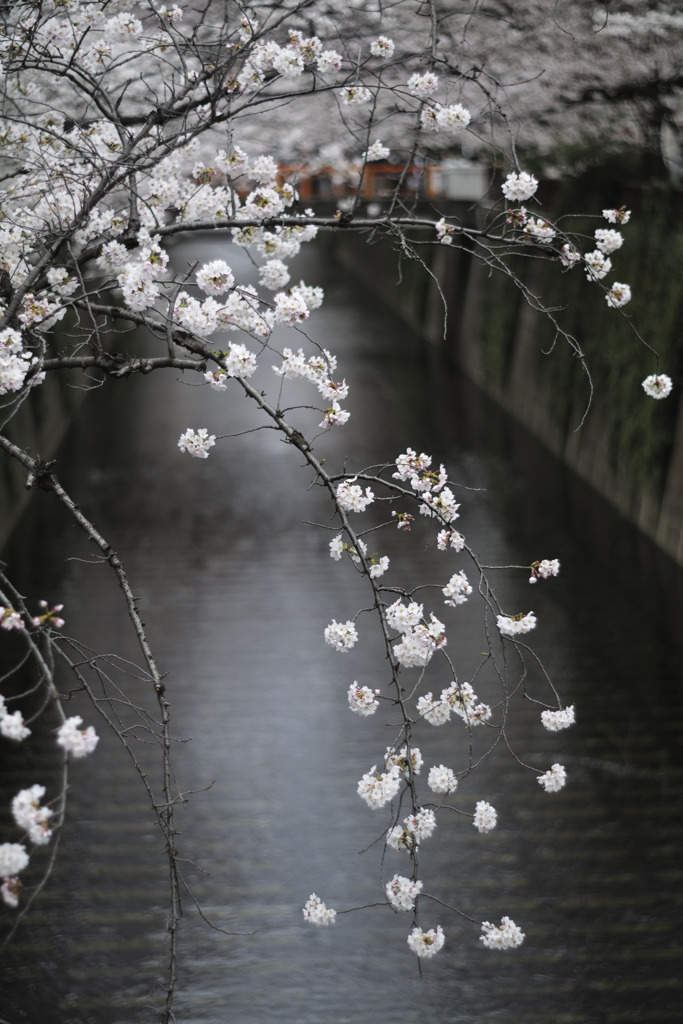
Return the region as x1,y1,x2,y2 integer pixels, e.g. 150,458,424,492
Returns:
417,680,490,728
392,613,446,669
584,249,612,281
501,172,538,201
0,843,29,881
524,217,555,243
473,800,497,833
541,706,575,731
370,36,395,58
196,260,235,295
12,785,53,846
385,745,423,776
393,448,432,481
336,479,375,512
442,570,472,606
329,535,389,577
427,764,458,794
407,72,440,99
556,207,638,320
419,487,460,523
386,599,423,631
0,605,24,631
603,207,631,224
56,716,99,758
387,807,437,851
529,557,560,583
302,893,336,926
560,244,581,269
362,140,390,162
273,344,350,428
407,924,445,958
0,843,29,908
386,873,422,911
340,86,372,105
393,449,462,529
0,695,30,742
224,343,258,378
594,228,624,254
537,763,567,792
606,282,632,308
178,428,216,460
435,218,456,245
0,328,40,397
357,764,401,808
415,691,450,726
480,917,525,950
324,619,359,652
420,104,471,133
437,528,465,551
497,611,537,637
642,374,673,399
347,683,380,716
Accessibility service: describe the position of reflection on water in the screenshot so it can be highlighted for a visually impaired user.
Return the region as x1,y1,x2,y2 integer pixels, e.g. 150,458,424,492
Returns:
1,240,682,1024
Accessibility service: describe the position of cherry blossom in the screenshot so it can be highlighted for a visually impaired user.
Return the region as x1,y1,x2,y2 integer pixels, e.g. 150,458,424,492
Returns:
584,250,613,281
347,683,380,716
0,607,24,631
12,785,53,846
407,925,445,958
357,764,401,809
370,36,395,58
537,763,567,792
594,229,624,254
428,765,458,794
386,874,422,911
1,876,22,908
178,428,217,459
480,917,525,950
541,706,575,731
437,528,465,552
0,843,29,880
340,86,372,105
56,717,99,758
302,893,336,926
407,72,440,99
196,261,235,295
442,570,472,606
606,283,632,308
324,619,359,652
473,801,497,833
362,141,391,162
603,207,631,224
385,745,423,776
336,479,375,512
529,558,560,583
497,611,537,636
501,172,538,201
642,374,673,399
0,711,30,742
416,692,451,726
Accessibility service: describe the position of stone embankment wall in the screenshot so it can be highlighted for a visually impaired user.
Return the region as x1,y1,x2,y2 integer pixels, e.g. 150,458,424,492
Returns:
330,173,683,571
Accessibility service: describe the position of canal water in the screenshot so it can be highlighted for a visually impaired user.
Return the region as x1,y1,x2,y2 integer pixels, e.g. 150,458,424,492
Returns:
0,238,681,1024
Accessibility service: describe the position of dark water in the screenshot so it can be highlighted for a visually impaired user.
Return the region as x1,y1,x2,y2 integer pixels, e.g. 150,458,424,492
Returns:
0,239,681,1024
